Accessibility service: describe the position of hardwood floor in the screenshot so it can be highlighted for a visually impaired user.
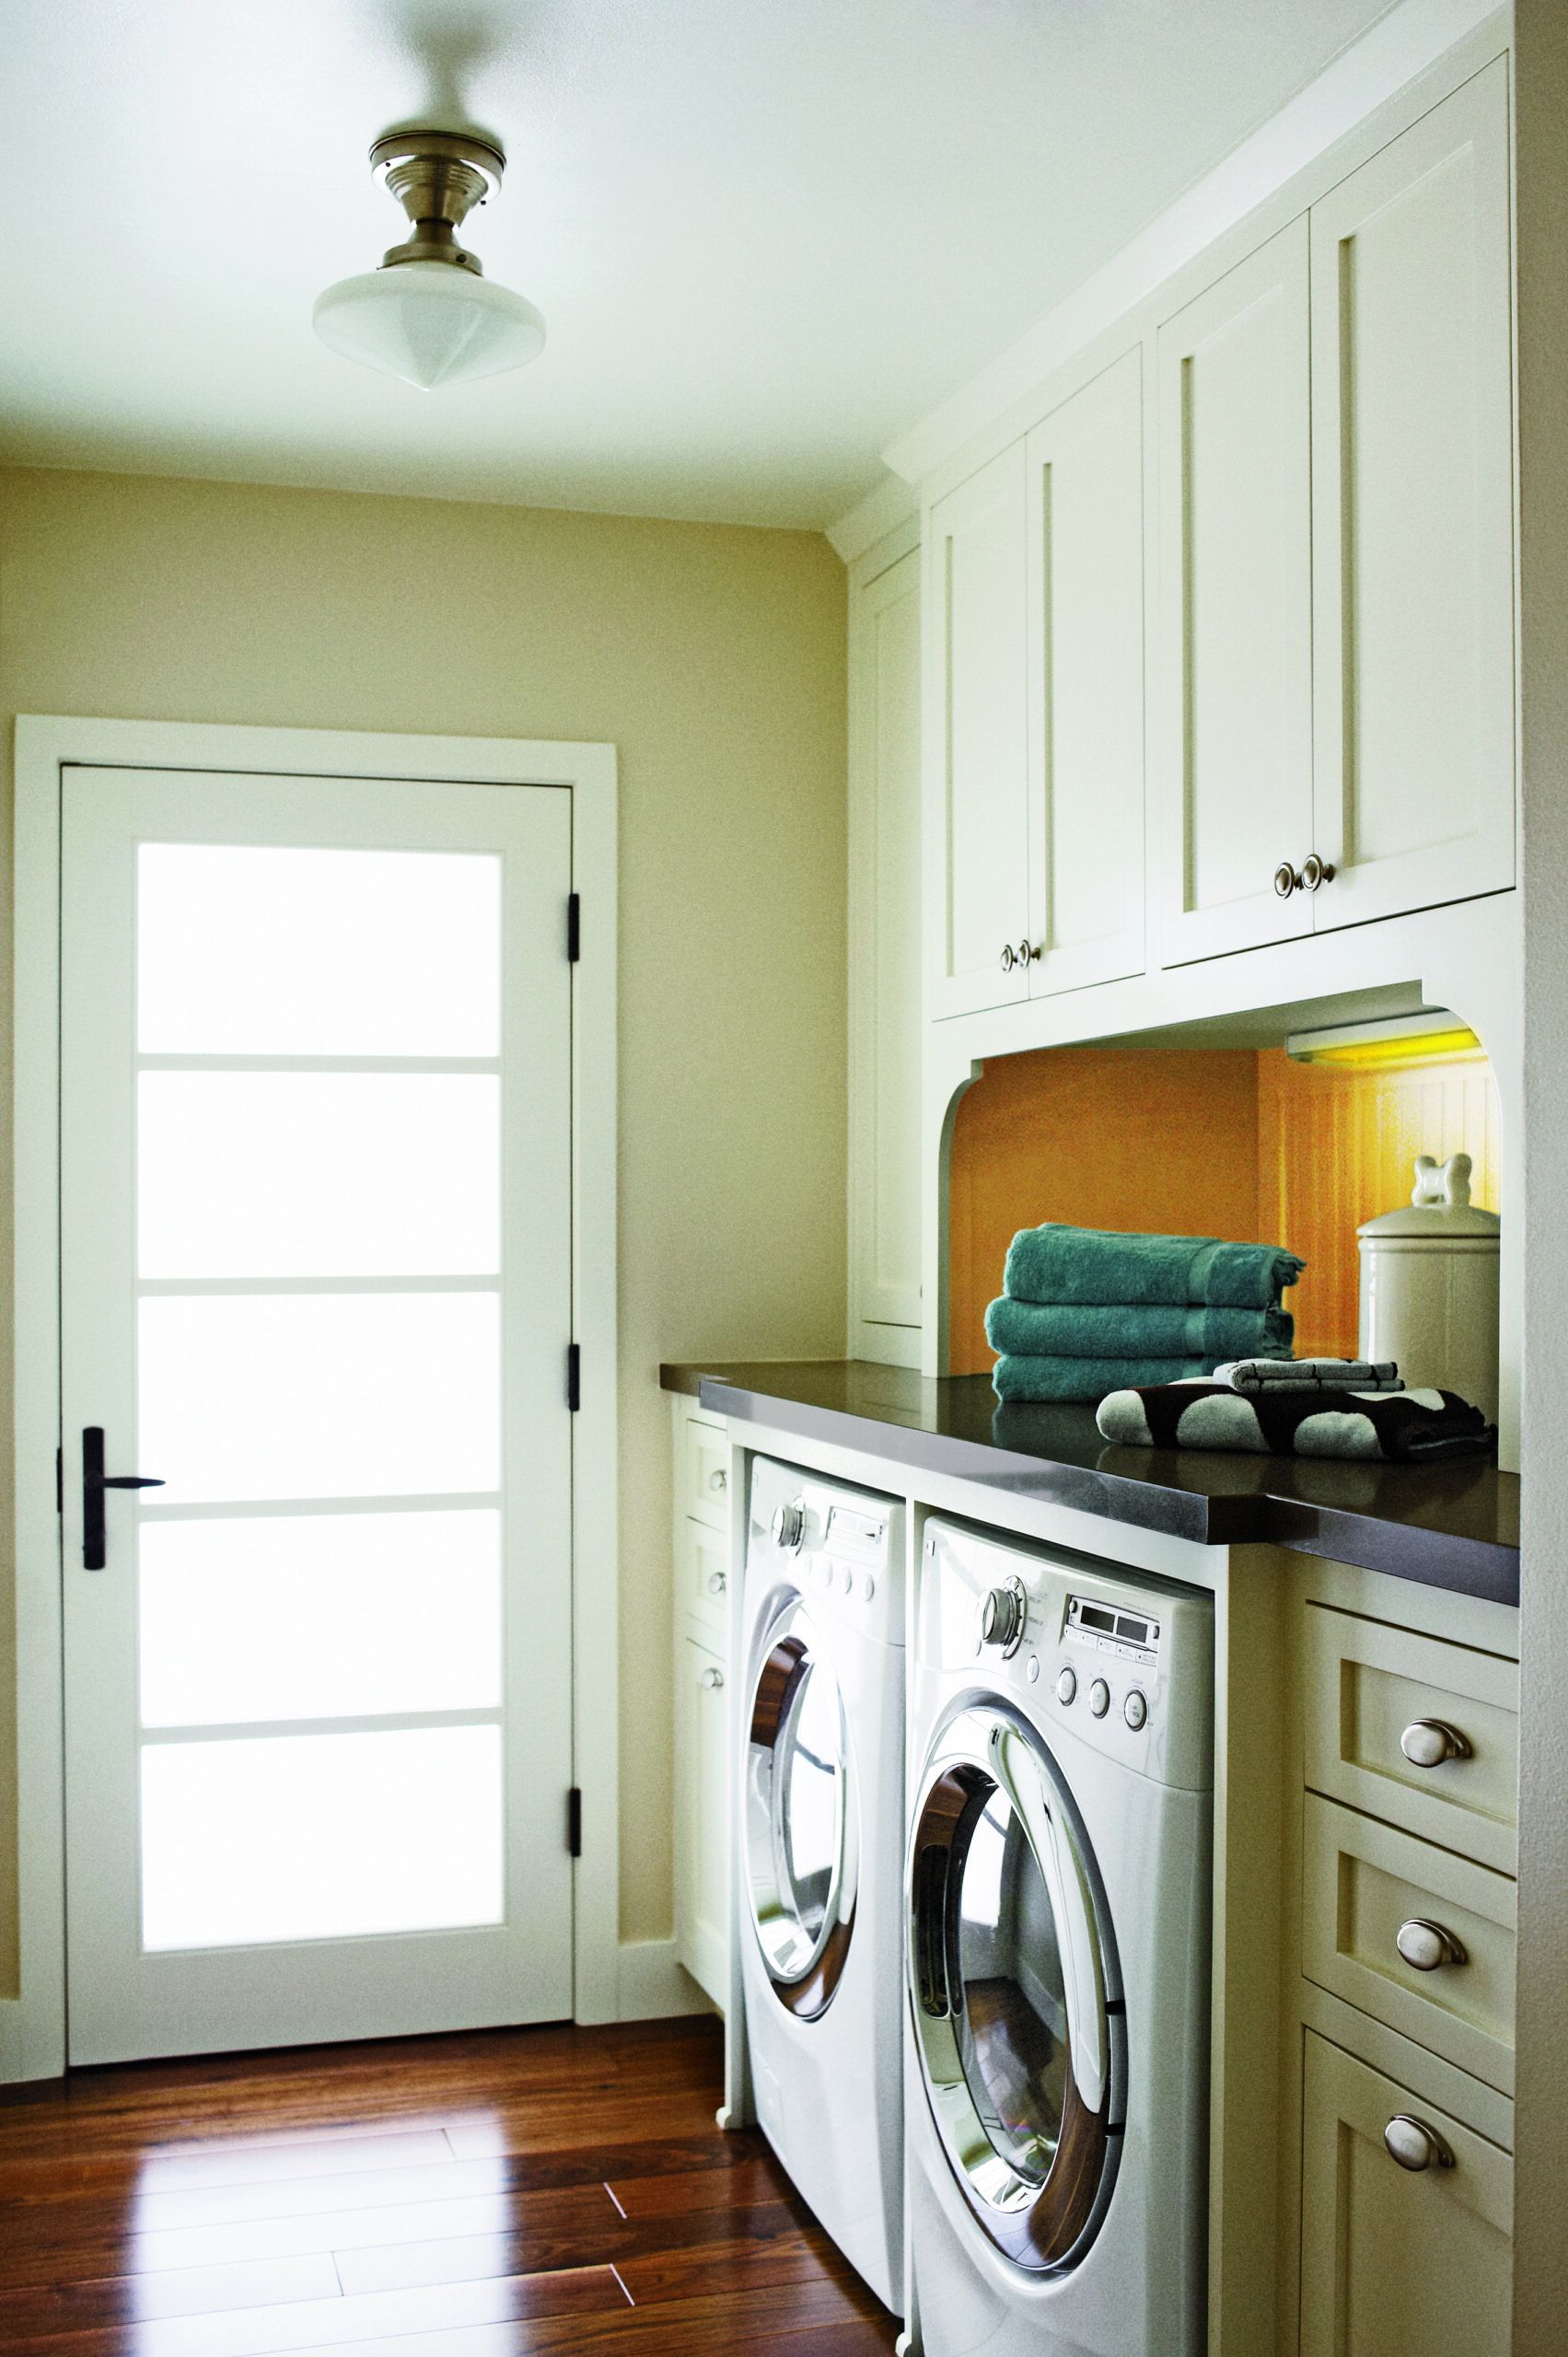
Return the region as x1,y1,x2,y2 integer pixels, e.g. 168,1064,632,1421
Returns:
0,2017,900,2354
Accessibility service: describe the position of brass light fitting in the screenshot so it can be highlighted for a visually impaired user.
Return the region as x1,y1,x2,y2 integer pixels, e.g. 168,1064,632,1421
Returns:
313,126,545,390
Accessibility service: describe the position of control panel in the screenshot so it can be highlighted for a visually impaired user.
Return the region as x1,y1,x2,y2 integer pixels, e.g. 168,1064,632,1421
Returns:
747,1457,903,1648
921,1515,1214,1792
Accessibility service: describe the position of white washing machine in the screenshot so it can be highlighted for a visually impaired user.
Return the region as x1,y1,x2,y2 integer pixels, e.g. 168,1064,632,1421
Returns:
904,1517,1213,2357
739,1456,905,2313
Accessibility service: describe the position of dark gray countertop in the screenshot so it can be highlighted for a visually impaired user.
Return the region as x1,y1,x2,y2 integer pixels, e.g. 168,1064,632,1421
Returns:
659,1359,1519,1608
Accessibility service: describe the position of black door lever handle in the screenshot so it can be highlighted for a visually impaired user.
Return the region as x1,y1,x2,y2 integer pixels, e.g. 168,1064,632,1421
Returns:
82,1426,165,1571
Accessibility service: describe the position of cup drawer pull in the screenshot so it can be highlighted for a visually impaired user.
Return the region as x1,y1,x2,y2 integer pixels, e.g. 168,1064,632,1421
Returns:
1400,1717,1472,1769
1396,1917,1468,1972
1384,2114,1455,2173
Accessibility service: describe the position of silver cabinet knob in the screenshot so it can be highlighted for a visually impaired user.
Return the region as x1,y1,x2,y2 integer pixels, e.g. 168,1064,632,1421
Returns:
999,938,1038,972
1274,862,1303,898
978,1578,1026,1656
1400,1718,1472,1769
707,1570,726,1596
700,1665,725,1690
708,1466,727,1493
1383,2114,1455,2173
1396,1917,1467,1972
1300,853,1337,890
770,1500,806,1552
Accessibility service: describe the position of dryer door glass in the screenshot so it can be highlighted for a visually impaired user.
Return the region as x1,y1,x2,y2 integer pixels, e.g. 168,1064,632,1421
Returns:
746,1603,858,2018
910,1704,1122,2273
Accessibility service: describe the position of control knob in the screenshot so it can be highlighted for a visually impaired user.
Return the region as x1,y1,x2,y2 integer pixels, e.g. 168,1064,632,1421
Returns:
771,1500,807,1553
979,1578,1027,1657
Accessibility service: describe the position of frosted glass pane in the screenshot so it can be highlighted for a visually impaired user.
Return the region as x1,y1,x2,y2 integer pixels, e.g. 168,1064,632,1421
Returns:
138,1293,499,1503
139,1511,501,1728
137,845,500,1055
141,1725,503,1950
138,1072,500,1277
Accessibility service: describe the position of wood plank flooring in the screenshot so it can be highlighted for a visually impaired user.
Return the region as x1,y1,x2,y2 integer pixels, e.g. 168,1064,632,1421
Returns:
0,2017,900,2355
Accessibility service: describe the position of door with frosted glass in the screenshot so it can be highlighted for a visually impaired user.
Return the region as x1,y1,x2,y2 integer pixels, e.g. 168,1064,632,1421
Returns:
59,766,574,2064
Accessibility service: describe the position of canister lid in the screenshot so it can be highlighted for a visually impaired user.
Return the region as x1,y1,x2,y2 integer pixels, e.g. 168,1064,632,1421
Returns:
1358,1154,1501,1241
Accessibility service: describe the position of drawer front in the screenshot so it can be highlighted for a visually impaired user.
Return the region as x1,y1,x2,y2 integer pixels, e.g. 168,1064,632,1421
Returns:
680,1413,732,1530
1299,2031,1511,2357
1303,1794,1516,2095
678,1515,729,1639
1302,1603,1518,1873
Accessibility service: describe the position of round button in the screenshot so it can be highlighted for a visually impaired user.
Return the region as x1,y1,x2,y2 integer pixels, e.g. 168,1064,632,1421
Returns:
839,1563,854,1594
1123,1689,1148,1732
1024,1655,1040,1684
1088,1678,1110,1719
859,1572,876,1602
1056,1666,1077,1706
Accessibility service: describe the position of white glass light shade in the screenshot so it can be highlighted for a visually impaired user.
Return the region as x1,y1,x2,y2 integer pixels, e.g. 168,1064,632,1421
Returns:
313,261,545,389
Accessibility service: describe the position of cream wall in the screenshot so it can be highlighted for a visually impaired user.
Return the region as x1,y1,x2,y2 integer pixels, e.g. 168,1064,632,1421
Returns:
0,464,848,1983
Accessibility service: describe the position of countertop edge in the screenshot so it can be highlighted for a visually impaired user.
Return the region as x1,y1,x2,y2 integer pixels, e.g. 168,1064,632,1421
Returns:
661,1362,1519,1609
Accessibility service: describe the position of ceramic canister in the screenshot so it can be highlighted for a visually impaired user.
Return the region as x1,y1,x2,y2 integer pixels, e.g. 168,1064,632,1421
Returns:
1358,1153,1501,1421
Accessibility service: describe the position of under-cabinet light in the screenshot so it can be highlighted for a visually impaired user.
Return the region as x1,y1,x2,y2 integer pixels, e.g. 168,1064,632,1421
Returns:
1283,1010,1483,1069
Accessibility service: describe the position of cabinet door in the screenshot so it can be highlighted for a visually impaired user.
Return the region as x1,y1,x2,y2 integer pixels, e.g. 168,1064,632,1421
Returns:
674,1631,730,2009
926,442,1030,1018
1299,2033,1512,2357
1155,218,1315,964
1309,62,1515,931
1024,348,1146,996
850,540,923,1353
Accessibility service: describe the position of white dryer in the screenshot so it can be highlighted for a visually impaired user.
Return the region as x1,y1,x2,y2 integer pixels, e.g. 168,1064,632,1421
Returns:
740,1456,905,2313
904,1518,1213,2357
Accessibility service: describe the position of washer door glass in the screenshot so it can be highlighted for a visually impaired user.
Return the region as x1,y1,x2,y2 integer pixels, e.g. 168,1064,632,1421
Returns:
909,1703,1122,2272
746,1601,857,2018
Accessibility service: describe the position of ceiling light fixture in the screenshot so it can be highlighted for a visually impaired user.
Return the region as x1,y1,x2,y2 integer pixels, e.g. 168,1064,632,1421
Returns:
313,130,545,390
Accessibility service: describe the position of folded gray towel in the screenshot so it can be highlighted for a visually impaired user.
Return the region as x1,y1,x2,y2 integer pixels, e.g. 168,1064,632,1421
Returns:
1096,1381,1493,1462
985,1298,1295,1360
1214,1356,1401,1393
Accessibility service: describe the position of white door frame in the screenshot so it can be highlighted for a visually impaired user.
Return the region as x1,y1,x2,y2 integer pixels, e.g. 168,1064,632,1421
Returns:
4,714,620,2081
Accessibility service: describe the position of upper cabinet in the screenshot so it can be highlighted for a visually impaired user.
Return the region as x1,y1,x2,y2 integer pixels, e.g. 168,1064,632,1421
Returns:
1154,63,1514,967
927,353,1148,1020
925,443,1030,1020
1309,61,1516,929
1024,348,1147,995
1155,220,1316,964
849,535,923,1361
915,45,1515,1014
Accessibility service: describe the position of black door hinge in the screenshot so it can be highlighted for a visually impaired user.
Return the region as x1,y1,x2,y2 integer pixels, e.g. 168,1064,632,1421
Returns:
56,1446,63,1516
567,1787,583,1858
566,1341,581,1412
566,892,580,962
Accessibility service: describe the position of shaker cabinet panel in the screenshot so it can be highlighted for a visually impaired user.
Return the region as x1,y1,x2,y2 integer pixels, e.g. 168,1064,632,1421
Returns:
1155,218,1315,965
926,443,1030,1019
1299,2032,1512,2357
1024,348,1146,997
674,1629,729,2010
1309,62,1515,931
849,540,923,1353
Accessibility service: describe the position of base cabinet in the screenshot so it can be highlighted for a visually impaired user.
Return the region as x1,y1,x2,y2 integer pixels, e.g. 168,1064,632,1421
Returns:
1299,2032,1513,2357
673,1626,729,2010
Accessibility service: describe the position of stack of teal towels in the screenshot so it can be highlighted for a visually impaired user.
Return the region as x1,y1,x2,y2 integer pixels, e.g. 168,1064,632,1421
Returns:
986,1223,1305,1402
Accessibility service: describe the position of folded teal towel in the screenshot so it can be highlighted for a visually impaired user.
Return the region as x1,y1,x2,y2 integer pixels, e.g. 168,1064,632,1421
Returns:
983,1297,1295,1360
992,1354,1214,1403
1003,1224,1306,1311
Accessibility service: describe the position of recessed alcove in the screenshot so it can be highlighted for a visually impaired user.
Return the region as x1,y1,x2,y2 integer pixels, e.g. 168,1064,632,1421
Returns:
946,999,1501,1380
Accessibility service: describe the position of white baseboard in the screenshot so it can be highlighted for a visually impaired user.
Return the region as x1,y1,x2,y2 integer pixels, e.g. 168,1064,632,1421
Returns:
616,1938,718,2023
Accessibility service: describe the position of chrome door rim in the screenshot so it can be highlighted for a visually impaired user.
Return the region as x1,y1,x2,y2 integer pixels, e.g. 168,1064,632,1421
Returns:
746,1596,858,2018
907,1697,1124,2273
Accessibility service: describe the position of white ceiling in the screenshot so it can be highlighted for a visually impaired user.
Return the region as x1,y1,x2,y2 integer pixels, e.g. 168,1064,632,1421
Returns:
3,0,1397,528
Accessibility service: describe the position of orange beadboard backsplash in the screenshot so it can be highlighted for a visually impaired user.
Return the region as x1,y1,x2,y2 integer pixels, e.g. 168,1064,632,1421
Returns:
947,1044,1501,1376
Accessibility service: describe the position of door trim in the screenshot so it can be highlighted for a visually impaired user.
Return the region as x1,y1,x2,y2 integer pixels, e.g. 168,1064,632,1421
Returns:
5,714,620,2080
